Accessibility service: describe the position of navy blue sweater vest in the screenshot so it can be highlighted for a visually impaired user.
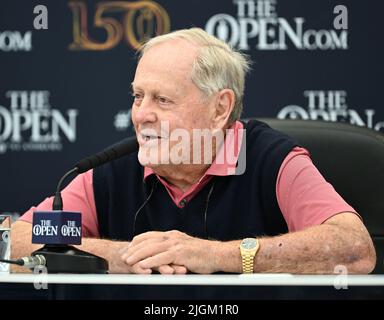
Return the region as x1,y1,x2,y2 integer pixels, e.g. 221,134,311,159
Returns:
93,120,298,241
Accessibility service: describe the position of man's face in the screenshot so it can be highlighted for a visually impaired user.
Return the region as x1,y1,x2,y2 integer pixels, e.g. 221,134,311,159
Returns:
131,39,216,167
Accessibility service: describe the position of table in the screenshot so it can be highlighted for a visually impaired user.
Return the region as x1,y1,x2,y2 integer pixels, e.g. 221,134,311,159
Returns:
0,274,383,299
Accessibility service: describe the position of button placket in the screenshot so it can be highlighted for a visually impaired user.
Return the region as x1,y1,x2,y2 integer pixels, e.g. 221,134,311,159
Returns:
179,198,187,208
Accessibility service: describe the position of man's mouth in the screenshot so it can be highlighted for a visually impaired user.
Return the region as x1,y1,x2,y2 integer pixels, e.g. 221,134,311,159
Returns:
142,134,162,141
138,132,166,146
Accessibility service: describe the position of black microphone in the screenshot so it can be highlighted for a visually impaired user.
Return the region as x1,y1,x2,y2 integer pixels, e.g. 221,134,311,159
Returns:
31,136,139,273
75,136,139,174
53,136,139,210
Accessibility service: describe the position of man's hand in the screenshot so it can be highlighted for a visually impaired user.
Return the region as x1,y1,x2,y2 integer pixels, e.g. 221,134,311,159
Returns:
121,230,219,274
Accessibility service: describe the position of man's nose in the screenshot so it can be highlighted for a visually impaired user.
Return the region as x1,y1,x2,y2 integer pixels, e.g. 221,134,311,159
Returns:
134,97,157,124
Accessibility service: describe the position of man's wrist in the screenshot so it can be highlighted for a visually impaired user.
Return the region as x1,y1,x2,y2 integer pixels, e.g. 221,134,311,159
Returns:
211,240,243,273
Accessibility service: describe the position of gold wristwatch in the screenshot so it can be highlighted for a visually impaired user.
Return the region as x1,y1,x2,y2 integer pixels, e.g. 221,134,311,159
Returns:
239,238,260,273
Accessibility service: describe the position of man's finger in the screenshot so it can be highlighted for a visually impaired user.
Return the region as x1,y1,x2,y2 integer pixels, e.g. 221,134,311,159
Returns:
122,237,166,261
138,251,173,269
123,240,172,265
129,263,153,274
156,265,175,274
130,231,164,247
171,264,188,274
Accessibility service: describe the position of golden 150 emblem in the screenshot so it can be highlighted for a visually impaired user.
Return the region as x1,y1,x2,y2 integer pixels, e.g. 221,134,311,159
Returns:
68,0,170,50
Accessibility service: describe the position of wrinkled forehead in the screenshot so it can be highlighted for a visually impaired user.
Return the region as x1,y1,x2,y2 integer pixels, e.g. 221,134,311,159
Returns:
137,39,199,75
132,40,202,95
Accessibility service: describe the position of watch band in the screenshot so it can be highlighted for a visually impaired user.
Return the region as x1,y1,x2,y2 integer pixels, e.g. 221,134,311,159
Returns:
242,254,254,273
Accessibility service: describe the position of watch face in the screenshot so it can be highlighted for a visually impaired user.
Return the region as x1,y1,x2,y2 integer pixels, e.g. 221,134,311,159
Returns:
241,238,257,250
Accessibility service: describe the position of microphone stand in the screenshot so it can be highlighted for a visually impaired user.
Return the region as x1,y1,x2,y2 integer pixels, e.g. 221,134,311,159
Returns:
31,168,108,274
31,136,138,273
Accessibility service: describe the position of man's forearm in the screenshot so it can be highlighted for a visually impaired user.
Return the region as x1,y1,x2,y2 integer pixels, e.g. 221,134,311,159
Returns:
217,222,375,274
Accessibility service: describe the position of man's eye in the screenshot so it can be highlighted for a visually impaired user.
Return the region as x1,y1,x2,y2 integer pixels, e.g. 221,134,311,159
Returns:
158,96,170,104
133,93,143,100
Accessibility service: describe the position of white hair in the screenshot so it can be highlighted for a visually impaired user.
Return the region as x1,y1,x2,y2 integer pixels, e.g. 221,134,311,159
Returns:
138,28,251,123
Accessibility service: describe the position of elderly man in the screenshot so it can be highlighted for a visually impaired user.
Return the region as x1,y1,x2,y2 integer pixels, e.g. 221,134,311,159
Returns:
13,28,376,274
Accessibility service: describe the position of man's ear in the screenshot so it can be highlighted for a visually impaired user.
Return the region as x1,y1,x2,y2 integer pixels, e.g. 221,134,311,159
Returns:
211,89,235,129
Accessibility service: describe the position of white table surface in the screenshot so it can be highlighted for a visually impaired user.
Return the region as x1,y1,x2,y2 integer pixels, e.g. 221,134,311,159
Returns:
1,273,384,286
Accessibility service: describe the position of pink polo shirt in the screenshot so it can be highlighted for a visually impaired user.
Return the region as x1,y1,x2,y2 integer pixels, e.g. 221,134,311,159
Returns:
19,121,356,237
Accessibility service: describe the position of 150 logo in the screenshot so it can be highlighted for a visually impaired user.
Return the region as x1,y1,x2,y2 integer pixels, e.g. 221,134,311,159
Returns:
68,0,170,50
